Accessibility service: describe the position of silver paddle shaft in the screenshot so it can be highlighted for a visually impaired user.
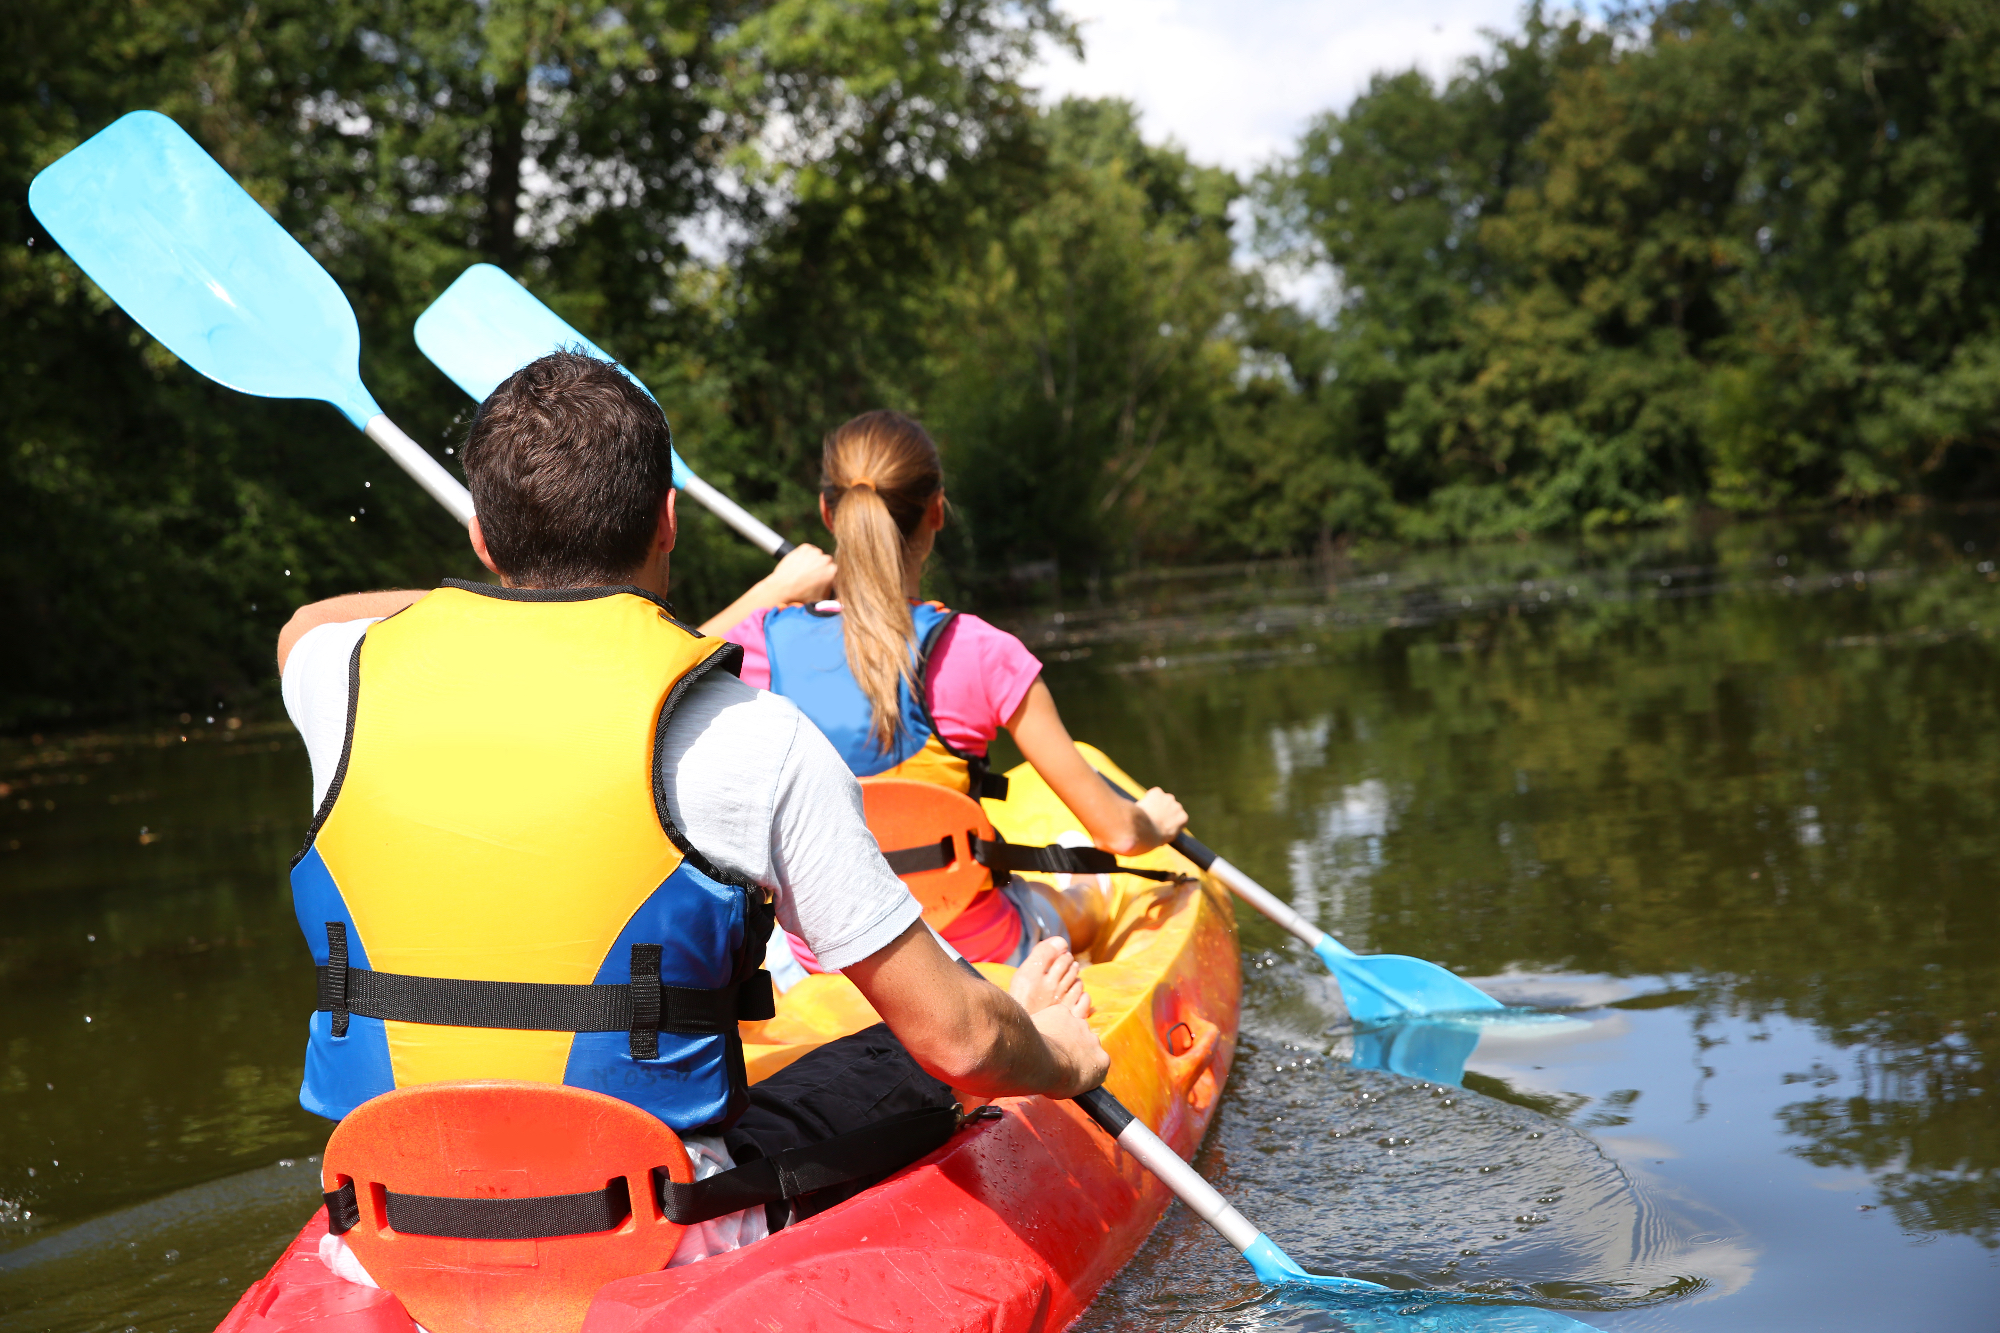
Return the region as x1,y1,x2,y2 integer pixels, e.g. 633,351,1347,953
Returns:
364,415,474,525
1106,1103,1261,1253
1202,854,1340,956
679,473,793,558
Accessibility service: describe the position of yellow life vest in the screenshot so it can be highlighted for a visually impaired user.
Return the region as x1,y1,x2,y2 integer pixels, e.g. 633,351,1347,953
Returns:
289,580,774,1130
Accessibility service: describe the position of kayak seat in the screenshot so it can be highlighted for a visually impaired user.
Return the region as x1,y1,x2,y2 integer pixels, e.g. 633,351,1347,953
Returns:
859,778,997,930
319,1081,694,1333
861,778,1150,957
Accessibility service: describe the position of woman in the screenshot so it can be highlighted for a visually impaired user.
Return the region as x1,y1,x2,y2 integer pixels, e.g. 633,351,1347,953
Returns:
718,409,1188,966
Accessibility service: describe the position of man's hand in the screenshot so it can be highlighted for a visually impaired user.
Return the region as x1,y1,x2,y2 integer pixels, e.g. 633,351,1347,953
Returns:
1028,991,1111,1098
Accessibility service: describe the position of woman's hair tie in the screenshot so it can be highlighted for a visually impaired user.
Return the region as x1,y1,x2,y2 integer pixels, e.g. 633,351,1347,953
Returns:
848,478,877,492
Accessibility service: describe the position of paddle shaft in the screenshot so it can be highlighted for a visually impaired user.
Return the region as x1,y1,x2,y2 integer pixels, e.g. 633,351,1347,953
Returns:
947,958,1345,1284
1093,774,1342,957
678,472,795,559
1073,1087,1260,1251
363,416,475,525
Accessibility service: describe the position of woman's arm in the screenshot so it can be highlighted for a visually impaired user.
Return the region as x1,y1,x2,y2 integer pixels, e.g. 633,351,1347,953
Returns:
1004,679,1188,855
696,543,837,635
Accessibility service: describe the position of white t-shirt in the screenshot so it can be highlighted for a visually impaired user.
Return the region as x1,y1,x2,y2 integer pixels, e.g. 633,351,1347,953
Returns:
281,612,924,1265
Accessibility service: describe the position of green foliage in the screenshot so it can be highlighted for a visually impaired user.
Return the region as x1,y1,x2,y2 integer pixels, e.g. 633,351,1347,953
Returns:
923,98,1244,582
14,0,2000,725
1251,0,2000,544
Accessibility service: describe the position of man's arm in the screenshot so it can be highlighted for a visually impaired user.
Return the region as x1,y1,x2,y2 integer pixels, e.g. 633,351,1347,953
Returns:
277,590,428,671
842,920,1109,1099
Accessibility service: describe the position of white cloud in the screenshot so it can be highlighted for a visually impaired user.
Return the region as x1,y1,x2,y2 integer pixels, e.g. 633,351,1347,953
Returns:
1028,0,1531,174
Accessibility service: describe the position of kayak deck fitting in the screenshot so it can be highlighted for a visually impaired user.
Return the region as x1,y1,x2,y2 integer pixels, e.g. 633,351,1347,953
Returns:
216,746,1243,1333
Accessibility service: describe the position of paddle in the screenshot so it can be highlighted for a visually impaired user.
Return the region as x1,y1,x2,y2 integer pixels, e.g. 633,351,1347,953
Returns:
1097,773,1501,1023
949,959,1588,1327
413,264,794,558
1070,1087,1593,1329
26,111,473,525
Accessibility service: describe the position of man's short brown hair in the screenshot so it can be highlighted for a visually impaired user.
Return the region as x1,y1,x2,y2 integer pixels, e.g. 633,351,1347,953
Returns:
460,350,674,586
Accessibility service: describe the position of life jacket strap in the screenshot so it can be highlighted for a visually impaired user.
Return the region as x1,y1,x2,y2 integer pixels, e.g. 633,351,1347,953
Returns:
965,754,1011,802
653,1104,962,1225
881,837,955,876
323,1176,633,1240
317,924,776,1060
872,836,1182,886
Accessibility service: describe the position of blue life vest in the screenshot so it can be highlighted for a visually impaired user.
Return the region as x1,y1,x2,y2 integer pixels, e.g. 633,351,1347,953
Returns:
764,602,1008,798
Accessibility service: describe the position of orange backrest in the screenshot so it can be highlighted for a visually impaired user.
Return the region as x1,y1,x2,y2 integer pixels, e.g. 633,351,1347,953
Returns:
859,778,995,929
321,1081,693,1333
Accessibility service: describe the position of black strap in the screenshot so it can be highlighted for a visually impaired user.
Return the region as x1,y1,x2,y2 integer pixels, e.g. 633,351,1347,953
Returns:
630,943,663,1060
966,755,1010,802
882,836,955,875
654,1105,960,1225
324,1179,361,1234
321,1177,633,1240
970,834,1179,885
317,928,775,1052
908,610,1008,803
325,921,351,1038
875,832,1180,886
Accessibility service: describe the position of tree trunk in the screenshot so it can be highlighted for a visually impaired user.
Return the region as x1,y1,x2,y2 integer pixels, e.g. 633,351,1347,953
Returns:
487,82,526,270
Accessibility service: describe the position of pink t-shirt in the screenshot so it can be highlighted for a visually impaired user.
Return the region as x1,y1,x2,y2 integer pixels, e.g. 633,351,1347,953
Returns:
724,603,1042,756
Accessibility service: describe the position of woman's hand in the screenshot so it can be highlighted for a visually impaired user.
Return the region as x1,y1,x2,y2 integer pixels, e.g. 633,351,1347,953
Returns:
696,543,838,634
1130,786,1189,851
762,543,838,605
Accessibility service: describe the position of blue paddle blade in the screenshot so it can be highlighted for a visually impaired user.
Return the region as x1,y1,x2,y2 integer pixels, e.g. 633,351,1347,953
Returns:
1243,1236,1598,1330
414,264,691,488
1351,1016,1483,1086
27,111,381,428
1315,940,1504,1025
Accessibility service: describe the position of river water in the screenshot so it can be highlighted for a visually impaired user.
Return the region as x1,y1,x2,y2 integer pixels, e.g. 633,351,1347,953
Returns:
4,515,1997,1330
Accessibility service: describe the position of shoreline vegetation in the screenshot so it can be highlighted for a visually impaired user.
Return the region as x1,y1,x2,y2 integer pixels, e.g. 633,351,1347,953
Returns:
8,0,1999,728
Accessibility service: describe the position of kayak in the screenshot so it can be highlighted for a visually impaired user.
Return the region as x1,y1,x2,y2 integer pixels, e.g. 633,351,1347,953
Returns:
215,744,1242,1333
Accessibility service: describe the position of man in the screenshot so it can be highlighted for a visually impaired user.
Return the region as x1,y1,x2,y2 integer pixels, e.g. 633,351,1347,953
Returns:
277,351,1108,1271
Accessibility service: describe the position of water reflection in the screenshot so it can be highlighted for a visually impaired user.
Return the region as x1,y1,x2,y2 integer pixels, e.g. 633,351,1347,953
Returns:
1350,1012,1585,1091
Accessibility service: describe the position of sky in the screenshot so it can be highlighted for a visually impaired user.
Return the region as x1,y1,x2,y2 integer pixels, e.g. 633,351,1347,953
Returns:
1026,0,1535,176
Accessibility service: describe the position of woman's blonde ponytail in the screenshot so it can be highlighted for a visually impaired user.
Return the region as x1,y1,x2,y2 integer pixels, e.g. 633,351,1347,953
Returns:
821,411,944,752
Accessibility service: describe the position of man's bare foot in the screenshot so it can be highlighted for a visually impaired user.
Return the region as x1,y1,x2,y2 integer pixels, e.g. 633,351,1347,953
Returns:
1010,937,1091,1018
